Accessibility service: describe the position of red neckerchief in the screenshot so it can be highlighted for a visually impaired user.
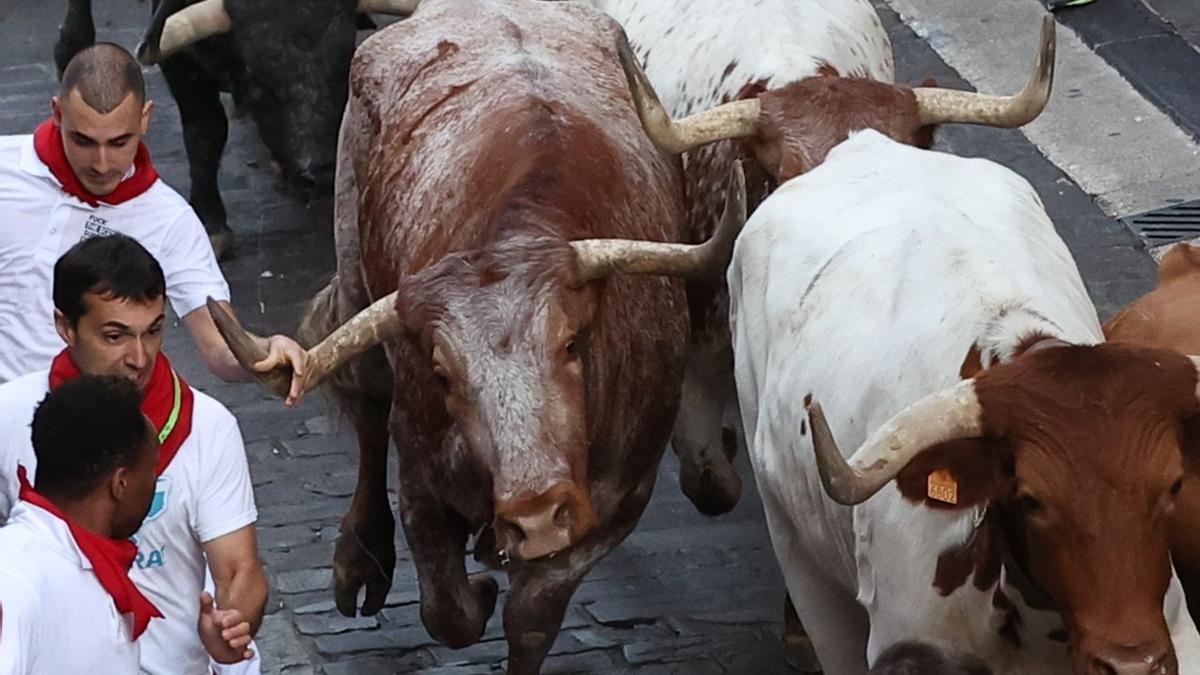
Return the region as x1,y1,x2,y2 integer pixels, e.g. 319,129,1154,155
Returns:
49,350,194,476
32,118,159,208
17,465,163,639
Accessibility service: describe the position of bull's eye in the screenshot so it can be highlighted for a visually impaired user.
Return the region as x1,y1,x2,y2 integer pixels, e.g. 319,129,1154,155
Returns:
433,366,451,388
1020,494,1043,513
565,338,579,358
1171,479,1184,497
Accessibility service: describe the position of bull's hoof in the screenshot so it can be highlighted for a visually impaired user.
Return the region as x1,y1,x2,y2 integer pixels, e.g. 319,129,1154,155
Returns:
783,632,823,673
207,226,235,262
679,457,743,516
423,573,498,649
332,520,397,618
784,595,822,673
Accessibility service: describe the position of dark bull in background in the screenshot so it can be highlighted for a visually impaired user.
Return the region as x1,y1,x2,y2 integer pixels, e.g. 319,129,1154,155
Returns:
54,0,417,258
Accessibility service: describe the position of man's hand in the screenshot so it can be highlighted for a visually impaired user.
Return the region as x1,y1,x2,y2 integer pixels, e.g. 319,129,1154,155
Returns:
185,303,312,406
198,591,255,664
252,334,310,407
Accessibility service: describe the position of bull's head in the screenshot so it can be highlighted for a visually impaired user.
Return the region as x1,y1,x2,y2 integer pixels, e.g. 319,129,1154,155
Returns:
618,14,1057,183
208,164,747,563
808,343,1200,675
135,0,418,196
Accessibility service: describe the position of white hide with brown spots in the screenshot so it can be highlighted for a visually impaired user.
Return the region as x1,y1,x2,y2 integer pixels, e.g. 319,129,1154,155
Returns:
728,130,1200,673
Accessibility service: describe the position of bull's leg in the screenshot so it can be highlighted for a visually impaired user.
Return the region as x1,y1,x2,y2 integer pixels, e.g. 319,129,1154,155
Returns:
502,471,658,675
158,54,235,259
671,337,743,516
405,505,498,648
761,487,865,674
501,566,585,675
332,392,397,617
54,0,93,78
784,591,823,673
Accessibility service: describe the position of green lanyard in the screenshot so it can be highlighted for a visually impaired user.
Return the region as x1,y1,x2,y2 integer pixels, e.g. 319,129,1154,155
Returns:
157,370,182,444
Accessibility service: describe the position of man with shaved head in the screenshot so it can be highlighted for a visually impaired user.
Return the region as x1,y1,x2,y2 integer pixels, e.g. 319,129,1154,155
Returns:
0,43,310,406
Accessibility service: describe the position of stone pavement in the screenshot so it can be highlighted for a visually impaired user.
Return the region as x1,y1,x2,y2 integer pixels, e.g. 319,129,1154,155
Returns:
0,0,1187,672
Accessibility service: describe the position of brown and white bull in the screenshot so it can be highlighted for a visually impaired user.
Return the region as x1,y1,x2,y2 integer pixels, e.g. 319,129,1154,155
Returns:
614,9,1058,664
1105,242,1200,623
576,0,892,516
209,0,746,672
594,0,1049,519
727,123,1200,675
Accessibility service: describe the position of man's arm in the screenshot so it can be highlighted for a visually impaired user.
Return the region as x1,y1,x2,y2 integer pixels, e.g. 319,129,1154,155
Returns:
202,526,268,637
183,301,309,405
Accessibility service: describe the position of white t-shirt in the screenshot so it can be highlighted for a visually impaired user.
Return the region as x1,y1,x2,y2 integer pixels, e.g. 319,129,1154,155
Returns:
0,134,231,383
0,369,258,675
0,501,141,675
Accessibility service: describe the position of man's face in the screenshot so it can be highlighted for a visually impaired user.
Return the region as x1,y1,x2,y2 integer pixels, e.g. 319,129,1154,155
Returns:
51,89,153,196
55,292,166,391
112,419,160,540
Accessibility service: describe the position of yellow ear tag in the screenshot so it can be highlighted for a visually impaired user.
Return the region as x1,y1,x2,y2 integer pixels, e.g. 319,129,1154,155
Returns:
927,469,959,505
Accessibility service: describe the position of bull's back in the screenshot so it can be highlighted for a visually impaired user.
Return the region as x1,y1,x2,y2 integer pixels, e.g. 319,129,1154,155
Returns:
592,0,894,115
345,0,681,292
1105,243,1200,354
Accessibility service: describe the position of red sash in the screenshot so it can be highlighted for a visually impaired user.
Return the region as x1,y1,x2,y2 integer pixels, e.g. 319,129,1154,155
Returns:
17,466,163,639
49,350,194,475
33,118,159,207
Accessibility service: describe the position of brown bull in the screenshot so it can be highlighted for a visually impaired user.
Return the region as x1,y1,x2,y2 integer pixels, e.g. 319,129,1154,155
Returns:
210,0,746,672
1105,242,1200,624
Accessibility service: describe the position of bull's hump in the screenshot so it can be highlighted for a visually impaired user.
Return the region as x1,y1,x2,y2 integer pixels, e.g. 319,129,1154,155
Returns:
354,0,621,108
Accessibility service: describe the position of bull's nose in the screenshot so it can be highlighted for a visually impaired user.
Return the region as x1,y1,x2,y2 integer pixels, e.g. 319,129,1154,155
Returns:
284,162,335,196
494,482,597,561
1087,643,1175,675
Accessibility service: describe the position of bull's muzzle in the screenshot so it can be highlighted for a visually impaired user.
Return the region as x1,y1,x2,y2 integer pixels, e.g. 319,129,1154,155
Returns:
493,482,597,562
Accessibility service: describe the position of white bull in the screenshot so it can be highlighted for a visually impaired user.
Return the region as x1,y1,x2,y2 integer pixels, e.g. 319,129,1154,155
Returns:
728,129,1200,674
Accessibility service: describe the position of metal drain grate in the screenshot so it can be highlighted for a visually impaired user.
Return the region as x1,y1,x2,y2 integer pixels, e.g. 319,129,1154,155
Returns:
1121,200,1200,248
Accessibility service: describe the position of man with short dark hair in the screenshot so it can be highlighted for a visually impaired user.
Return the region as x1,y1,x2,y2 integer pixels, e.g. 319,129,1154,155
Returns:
0,376,161,674
0,42,309,405
0,234,266,674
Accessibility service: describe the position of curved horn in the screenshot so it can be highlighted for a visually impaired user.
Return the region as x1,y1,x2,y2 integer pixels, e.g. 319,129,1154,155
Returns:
207,293,403,399
914,14,1055,128
137,0,231,65
616,32,759,155
356,0,420,15
572,161,747,282
807,380,984,506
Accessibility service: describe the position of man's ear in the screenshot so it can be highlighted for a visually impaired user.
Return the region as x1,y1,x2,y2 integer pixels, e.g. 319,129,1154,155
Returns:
140,99,155,135
895,438,1009,510
53,309,75,346
51,96,63,125
109,466,130,501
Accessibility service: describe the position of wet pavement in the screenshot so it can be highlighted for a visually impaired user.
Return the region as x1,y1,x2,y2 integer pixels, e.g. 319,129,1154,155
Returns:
0,0,1190,672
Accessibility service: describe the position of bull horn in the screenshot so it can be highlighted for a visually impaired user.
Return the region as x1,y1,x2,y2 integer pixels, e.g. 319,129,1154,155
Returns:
571,161,747,282
206,293,403,398
616,32,759,155
137,0,231,65
913,14,1056,128
807,380,984,506
356,0,420,15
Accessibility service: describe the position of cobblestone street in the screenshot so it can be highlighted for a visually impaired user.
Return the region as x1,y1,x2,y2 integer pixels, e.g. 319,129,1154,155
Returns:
2,0,1194,671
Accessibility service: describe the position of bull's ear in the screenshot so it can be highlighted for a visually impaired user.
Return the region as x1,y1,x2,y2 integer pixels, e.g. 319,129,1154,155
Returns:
895,438,1009,510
